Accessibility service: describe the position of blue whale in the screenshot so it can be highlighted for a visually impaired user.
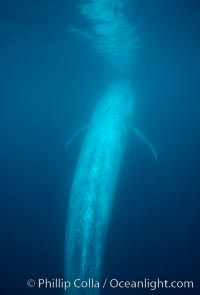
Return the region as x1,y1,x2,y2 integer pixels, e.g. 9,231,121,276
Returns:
65,80,134,294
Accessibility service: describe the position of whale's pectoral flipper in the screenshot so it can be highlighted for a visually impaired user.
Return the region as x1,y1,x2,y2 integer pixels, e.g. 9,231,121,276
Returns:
132,126,158,160
65,125,88,150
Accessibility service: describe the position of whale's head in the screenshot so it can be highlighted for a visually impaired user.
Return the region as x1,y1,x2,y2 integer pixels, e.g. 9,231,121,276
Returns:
105,79,134,121
92,79,134,132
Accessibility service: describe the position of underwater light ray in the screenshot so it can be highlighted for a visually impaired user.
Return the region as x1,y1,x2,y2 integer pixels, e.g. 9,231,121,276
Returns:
70,0,138,73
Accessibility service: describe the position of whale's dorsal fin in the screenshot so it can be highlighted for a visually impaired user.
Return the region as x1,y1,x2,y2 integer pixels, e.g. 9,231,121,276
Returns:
65,125,88,150
132,126,158,160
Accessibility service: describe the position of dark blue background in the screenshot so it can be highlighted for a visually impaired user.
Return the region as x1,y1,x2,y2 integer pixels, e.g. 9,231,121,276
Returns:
1,0,200,294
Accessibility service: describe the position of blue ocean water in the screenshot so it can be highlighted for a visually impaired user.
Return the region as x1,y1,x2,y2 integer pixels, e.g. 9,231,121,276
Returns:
1,0,200,294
